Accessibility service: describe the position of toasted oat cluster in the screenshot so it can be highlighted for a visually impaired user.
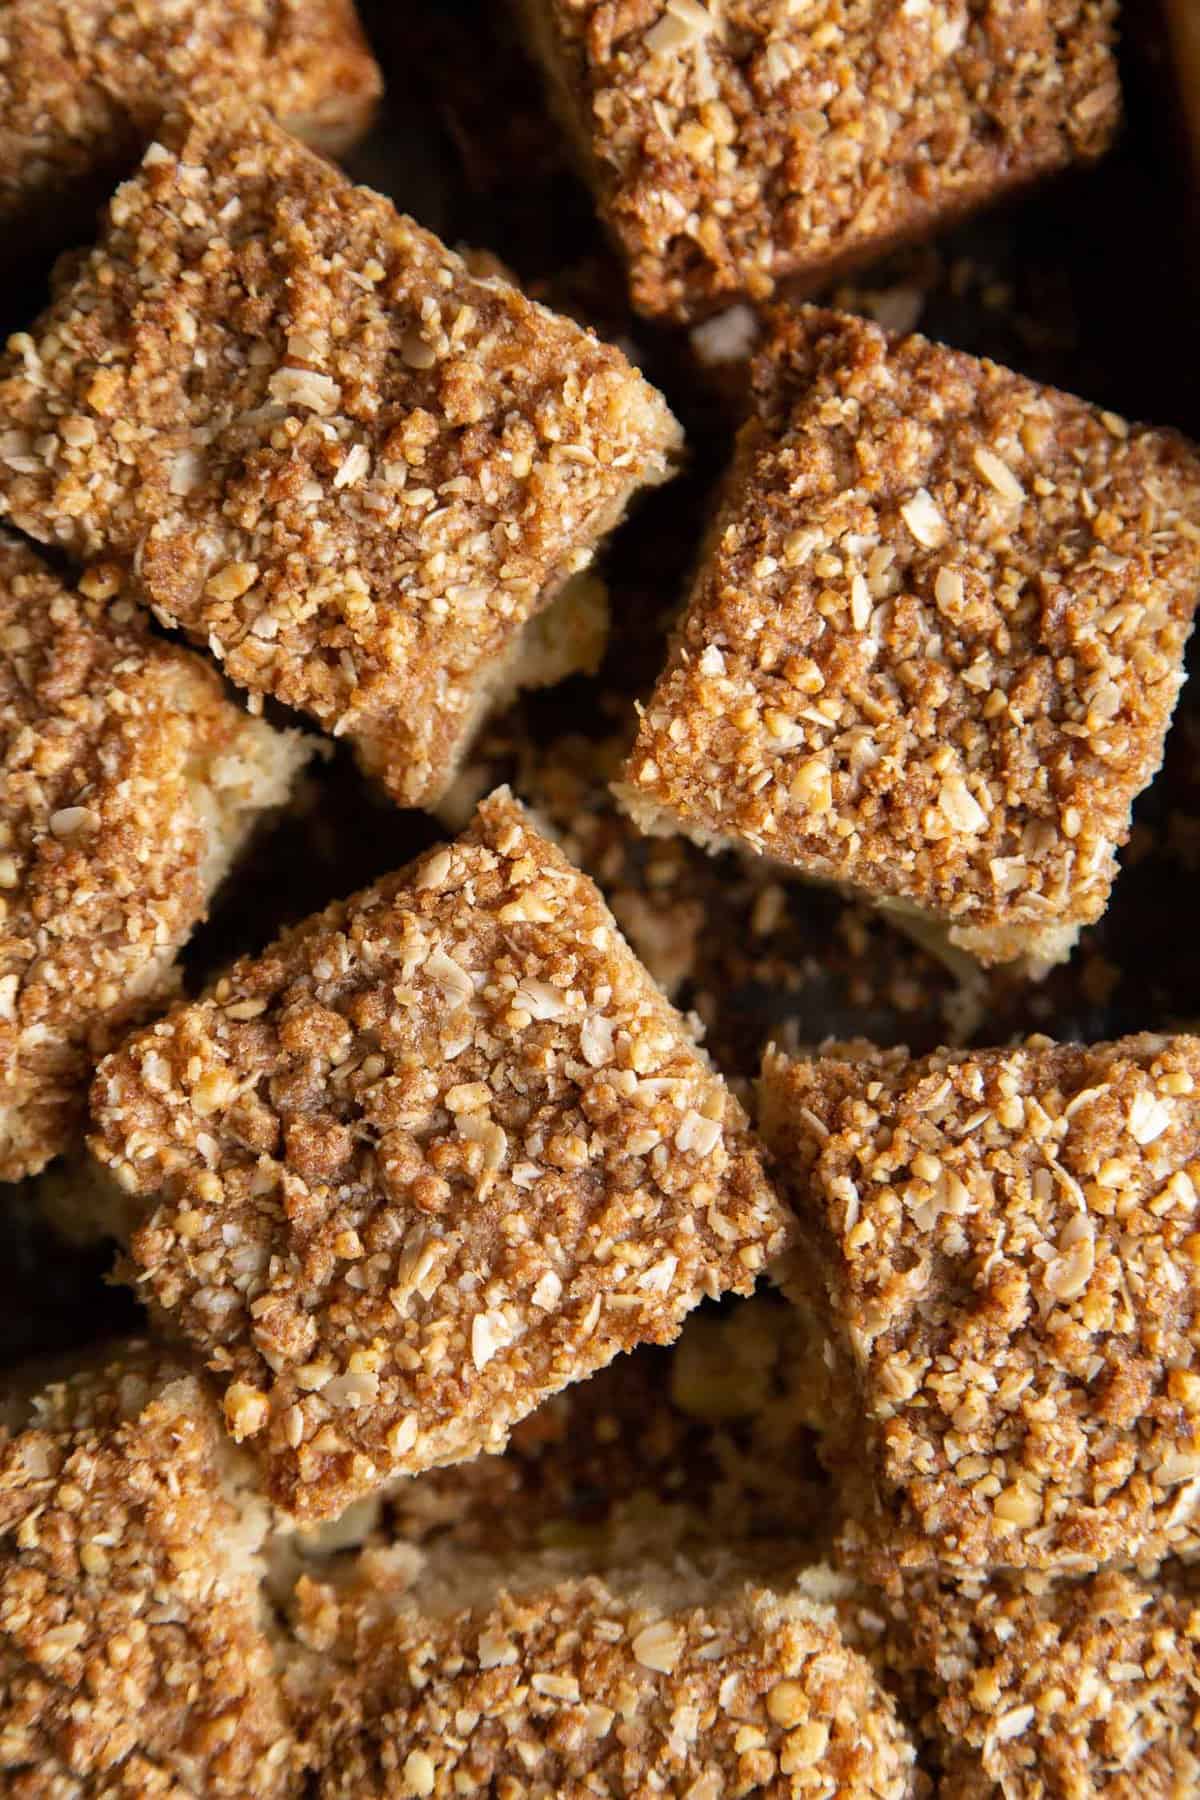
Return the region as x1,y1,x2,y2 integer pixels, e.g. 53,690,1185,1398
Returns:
759,1033,1200,1575
0,532,308,1183
0,104,681,808
0,1343,299,1798
288,1544,917,1799
0,0,381,243
897,1565,1200,1798
619,308,1200,972
515,0,1120,321
87,790,790,1521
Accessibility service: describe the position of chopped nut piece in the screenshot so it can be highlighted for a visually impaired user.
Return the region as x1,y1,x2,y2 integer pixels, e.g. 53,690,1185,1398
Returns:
0,532,308,1181
0,1343,300,1796
761,1033,1200,1574
286,1545,916,1799
0,0,381,242
515,0,1119,319
0,104,681,808
619,309,1200,973
632,1618,684,1673
88,790,790,1521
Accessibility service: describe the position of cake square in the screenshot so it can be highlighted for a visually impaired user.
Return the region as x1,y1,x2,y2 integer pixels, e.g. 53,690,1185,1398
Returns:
286,1544,917,1800
0,102,682,808
619,308,1200,973
760,1032,1200,1575
0,0,381,244
0,532,308,1182
896,1565,1200,1798
87,789,790,1522
0,1344,300,1798
515,0,1120,321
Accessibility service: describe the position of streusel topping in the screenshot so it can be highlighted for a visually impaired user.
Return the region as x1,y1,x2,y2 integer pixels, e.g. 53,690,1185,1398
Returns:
0,103,681,805
519,0,1119,319
622,309,1200,967
289,1547,916,1799
0,1344,299,1797
762,1033,1200,1573
89,790,789,1521
0,0,381,231
0,531,307,1181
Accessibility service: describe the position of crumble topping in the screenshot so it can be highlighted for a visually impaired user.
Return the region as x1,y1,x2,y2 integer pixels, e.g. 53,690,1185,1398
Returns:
517,0,1119,320
620,308,1200,969
88,789,790,1521
761,1033,1200,1574
891,1563,1200,1798
0,531,308,1181
287,1544,917,1798
0,103,681,806
0,1344,300,1797
0,0,381,235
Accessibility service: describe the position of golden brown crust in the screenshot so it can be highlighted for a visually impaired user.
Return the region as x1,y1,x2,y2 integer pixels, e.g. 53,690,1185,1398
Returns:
0,1344,300,1798
0,103,681,808
620,308,1200,969
760,1033,1200,1576
517,0,1120,321
288,1548,917,1798
88,790,791,1522
0,0,381,239
0,531,308,1182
